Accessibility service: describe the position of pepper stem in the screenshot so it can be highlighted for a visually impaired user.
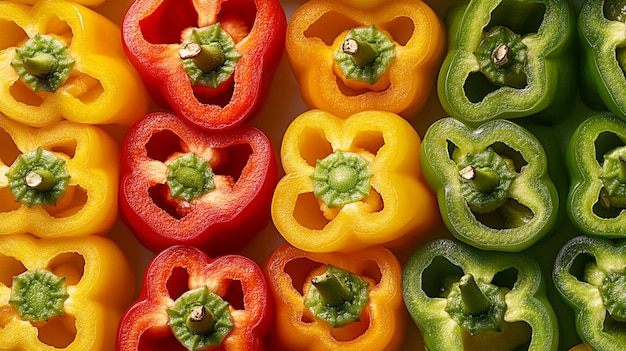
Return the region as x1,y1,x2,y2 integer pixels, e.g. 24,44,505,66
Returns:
311,271,352,307
342,38,379,67
9,270,69,322
22,52,57,77
460,165,501,193
24,169,55,192
179,42,225,73
166,153,216,202
459,274,491,316
492,44,510,67
311,151,373,208
186,305,216,335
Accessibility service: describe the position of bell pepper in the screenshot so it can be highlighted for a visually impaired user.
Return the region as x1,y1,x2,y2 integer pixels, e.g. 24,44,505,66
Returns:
121,0,286,131
438,0,576,124
117,245,271,351
265,243,405,351
420,117,559,252
119,112,277,255
285,0,445,119
553,234,626,351
565,114,626,238
271,109,439,253
0,233,134,351
578,0,626,118
0,114,119,238
402,238,558,351
0,0,148,128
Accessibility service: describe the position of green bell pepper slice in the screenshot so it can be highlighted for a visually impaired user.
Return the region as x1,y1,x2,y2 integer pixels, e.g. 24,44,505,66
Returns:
566,114,626,237
578,0,626,118
438,0,576,125
402,238,558,351
553,235,626,351
420,117,559,252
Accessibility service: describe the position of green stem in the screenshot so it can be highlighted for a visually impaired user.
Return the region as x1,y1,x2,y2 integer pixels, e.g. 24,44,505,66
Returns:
459,274,490,315
179,42,225,73
341,38,379,67
24,169,55,192
186,305,216,335
23,52,57,77
604,0,626,22
310,151,373,208
9,270,69,322
459,165,501,193
475,26,527,88
166,153,216,202
491,43,510,67
598,272,626,322
600,146,626,208
311,271,351,307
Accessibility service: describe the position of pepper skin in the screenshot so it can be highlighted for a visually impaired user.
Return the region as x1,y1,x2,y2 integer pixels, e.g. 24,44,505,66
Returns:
565,114,626,237
119,112,277,255
265,243,406,351
553,235,626,351
117,245,271,351
402,238,558,351
0,0,148,128
122,0,286,131
271,109,439,253
0,114,119,238
420,117,559,252
438,0,576,125
0,234,134,351
578,0,626,118
286,0,444,119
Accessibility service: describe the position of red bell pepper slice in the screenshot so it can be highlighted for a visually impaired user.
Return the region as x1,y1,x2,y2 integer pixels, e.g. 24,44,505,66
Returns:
119,112,277,254
116,245,272,351
121,0,286,130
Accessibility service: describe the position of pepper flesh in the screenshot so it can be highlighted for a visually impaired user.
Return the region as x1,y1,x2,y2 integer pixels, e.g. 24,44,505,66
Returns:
0,0,148,127
265,243,406,351
116,245,272,351
0,234,135,351
566,114,626,237
553,235,626,351
438,0,576,124
286,0,445,118
0,114,119,238
119,112,277,255
271,109,439,253
420,117,559,251
122,0,286,130
402,238,558,351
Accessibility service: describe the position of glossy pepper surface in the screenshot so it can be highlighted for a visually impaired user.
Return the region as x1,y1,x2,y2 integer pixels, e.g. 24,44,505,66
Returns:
265,243,405,351
117,245,271,351
122,0,286,130
566,114,626,238
119,112,277,255
438,0,575,124
0,114,119,238
553,235,626,351
402,238,558,351
0,234,134,351
420,117,559,251
286,0,444,119
0,0,148,128
578,0,626,118
271,109,439,253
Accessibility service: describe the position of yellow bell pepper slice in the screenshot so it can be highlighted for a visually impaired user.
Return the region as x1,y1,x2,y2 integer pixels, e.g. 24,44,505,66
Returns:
0,114,119,237
0,0,148,127
0,234,134,351
271,109,440,253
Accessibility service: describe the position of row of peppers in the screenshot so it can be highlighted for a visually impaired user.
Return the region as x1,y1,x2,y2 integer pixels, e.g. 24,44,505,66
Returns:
1,0,626,350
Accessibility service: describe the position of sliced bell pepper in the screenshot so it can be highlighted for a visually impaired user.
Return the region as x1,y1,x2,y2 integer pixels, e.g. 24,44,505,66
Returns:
119,112,277,255
0,0,148,128
578,0,626,118
420,117,559,252
271,109,439,253
566,113,626,238
0,233,134,351
553,235,626,351
0,114,119,238
285,0,445,119
402,238,558,351
117,245,271,351
122,0,286,130
438,0,576,124
265,243,406,351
